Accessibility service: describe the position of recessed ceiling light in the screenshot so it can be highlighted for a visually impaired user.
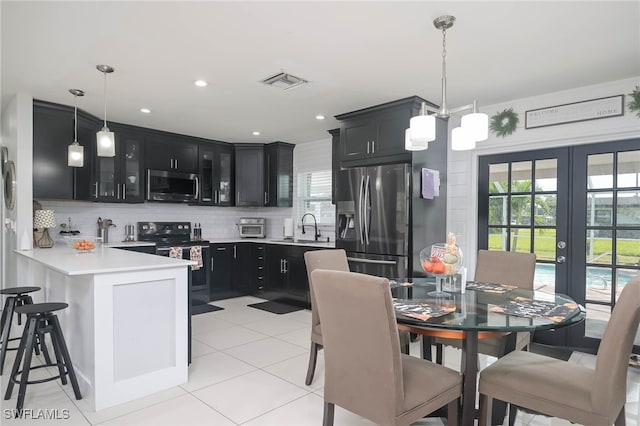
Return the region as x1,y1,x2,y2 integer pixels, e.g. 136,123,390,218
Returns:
252,131,260,136
315,115,325,120
140,108,151,114
194,80,207,87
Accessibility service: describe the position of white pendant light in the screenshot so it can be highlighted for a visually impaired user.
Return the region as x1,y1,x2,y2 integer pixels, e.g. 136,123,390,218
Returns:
96,64,115,157
406,15,489,152
461,101,489,143
405,128,428,151
67,89,85,167
451,126,476,151
409,112,436,144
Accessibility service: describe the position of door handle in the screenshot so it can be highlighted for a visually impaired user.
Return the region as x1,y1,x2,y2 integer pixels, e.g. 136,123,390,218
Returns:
358,175,365,244
283,259,288,273
93,182,99,198
280,259,284,273
366,141,370,154
175,159,178,169
211,258,214,271
363,175,370,245
117,183,121,199
233,245,237,259
371,140,375,153
122,184,126,200
556,256,566,264
264,192,268,205
170,158,174,169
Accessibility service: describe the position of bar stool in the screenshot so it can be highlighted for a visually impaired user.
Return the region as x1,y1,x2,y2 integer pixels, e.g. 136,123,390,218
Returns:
4,302,82,415
0,286,42,375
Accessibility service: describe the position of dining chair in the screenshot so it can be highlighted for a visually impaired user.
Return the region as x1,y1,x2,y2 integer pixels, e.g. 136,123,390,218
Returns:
311,269,462,426
303,249,411,386
435,249,537,363
477,274,640,426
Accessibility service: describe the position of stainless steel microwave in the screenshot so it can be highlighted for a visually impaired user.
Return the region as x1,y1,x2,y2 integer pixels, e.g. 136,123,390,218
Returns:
146,169,199,203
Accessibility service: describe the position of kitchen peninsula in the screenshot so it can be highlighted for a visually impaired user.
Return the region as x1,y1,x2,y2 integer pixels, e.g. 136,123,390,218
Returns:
14,245,193,411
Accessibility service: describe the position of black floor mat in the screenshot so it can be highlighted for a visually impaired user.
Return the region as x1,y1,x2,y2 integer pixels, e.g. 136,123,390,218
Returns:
191,304,224,315
529,342,573,361
247,301,303,315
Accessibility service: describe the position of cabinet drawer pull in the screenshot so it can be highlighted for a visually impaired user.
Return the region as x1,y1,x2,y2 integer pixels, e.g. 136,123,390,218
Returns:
216,247,227,251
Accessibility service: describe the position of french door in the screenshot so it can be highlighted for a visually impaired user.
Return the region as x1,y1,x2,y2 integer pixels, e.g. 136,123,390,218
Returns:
478,138,640,352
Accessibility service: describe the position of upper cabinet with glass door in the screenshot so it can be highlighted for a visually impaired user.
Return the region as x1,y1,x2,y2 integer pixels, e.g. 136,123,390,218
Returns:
198,142,234,206
91,127,145,203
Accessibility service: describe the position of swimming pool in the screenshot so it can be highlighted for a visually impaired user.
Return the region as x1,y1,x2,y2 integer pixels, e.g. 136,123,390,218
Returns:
535,263,638,289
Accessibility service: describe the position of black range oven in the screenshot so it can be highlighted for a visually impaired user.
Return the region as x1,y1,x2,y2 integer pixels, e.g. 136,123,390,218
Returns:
137,222,211,309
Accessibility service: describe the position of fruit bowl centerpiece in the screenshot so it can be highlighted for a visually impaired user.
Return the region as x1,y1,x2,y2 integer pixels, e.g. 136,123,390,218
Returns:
420,233,463,296
67,236,101,253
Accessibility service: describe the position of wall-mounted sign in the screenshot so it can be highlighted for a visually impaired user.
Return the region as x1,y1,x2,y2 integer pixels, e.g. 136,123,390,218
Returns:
525,95,623,129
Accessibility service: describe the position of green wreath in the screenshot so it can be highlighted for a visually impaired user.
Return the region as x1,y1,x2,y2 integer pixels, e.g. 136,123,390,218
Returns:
490,108,519,137
628,85,640,118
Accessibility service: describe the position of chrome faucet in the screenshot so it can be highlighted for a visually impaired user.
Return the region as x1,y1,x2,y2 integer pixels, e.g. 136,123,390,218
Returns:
301,213,321,241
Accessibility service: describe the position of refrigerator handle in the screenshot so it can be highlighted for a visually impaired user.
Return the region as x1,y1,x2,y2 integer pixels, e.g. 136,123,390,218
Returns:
364,175,370,245
358,175,365,244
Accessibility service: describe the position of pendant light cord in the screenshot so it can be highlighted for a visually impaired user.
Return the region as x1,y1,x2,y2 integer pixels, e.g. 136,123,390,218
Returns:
74,95,78,143
103,71,108,127
440,26,448,115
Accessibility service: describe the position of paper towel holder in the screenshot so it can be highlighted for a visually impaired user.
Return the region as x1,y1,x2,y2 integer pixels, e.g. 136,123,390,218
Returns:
283,218,294,240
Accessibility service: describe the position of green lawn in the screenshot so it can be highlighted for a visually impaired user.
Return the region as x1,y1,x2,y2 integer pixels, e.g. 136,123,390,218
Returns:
488,228,640,265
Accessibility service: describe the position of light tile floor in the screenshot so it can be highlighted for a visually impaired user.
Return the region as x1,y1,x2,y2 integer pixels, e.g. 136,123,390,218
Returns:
1,295,639,425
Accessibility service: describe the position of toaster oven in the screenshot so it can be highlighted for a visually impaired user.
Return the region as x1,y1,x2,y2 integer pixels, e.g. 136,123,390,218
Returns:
238,218,266,238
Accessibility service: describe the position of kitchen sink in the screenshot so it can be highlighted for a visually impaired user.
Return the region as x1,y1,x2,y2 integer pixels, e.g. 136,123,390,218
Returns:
270,238,327,244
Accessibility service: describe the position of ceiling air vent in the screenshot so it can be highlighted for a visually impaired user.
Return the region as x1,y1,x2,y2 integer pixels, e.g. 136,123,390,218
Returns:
261,72,308,90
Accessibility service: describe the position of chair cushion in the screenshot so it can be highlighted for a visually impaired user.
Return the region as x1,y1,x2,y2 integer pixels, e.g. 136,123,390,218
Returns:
479,350,612,425
398,354,461,425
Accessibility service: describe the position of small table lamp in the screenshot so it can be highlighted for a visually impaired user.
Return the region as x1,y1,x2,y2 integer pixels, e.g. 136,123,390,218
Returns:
33,210,56,248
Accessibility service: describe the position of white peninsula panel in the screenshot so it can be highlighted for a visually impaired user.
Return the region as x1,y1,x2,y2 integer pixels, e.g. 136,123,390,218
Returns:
15,245,192,411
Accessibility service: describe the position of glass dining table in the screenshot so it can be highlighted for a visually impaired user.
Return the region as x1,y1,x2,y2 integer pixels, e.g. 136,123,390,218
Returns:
390,278,586,426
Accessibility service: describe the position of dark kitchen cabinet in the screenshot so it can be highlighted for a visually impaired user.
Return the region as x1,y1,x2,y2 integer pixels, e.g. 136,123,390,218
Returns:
33,101,75,200
210,243,235,299
335,96,432,167
199,142,234,206
32,100,98,201
145,136,198,173
329,128,340,204
264,142,294,207
234,144,264,207
233,243,266,295
235,142,294,207
91,127,145,203
266,244,317,307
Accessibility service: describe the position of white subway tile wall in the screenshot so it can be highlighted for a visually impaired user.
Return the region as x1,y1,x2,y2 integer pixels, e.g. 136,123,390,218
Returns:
39,137,336,244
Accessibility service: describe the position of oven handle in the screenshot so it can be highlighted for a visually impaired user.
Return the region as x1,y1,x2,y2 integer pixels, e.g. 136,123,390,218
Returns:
157,245,210,254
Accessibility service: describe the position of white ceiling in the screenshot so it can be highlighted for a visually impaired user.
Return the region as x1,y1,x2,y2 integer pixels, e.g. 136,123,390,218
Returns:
2,1,639,144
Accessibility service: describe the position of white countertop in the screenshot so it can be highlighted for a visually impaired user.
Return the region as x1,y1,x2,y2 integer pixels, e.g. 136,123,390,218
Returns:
15,245,193,276
206,238,336,248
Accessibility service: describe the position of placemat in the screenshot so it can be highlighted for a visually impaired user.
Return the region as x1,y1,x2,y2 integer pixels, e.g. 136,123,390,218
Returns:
466,281,518,294
490,296,581,322
393,300,456,322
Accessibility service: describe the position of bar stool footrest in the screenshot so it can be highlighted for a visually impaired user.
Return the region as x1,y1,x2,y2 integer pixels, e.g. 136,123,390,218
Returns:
10,363,68,385
0,336,23,351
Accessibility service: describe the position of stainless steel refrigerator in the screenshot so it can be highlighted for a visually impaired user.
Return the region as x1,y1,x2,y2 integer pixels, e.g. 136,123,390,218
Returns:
335,164,409,278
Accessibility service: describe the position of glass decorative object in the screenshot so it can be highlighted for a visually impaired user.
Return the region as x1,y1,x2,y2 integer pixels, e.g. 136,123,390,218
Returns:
420,232,463,297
